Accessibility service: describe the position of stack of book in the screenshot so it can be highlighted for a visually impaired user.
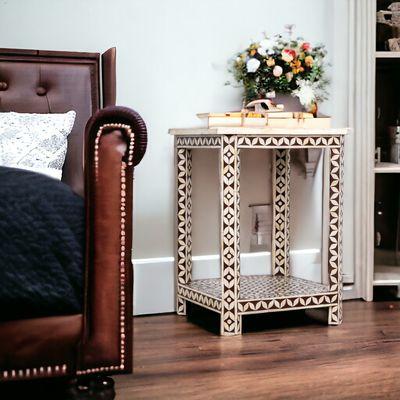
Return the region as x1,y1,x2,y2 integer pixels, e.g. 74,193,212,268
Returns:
197,111,331,129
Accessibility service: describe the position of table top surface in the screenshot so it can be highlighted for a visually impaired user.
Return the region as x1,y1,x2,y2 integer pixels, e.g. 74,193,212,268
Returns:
169,127,349,136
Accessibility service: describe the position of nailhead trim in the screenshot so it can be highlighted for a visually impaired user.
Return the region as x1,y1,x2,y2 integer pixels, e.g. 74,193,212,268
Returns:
1,124,136,380
77,123,135,376
1,364,67,380
94,123,135,180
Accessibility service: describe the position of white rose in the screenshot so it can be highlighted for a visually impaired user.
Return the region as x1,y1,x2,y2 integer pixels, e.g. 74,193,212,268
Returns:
257,47,267,56
297,85,315,107
286,72,293,82
246,58,261,73
273,65,283,77
260,38,274,50
293,79,316,107
259,38,275,56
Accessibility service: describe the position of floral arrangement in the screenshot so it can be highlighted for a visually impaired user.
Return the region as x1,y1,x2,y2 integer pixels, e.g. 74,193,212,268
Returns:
228,29,329,109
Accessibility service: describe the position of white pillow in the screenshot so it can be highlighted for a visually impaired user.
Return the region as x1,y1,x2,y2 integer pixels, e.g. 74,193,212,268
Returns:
0,111,76,180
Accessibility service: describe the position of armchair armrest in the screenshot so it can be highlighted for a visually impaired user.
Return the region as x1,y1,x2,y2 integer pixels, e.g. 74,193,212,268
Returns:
78,106,147,375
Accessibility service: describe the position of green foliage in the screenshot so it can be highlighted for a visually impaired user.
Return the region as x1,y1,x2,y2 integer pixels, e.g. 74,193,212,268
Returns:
227,32,329,103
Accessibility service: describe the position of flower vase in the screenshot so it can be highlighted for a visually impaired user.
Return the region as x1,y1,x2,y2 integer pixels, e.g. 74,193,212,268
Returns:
306,101,318,117
267,92,303,112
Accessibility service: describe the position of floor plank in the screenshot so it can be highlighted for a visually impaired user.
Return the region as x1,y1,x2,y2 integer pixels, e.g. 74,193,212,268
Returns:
116,300,400,399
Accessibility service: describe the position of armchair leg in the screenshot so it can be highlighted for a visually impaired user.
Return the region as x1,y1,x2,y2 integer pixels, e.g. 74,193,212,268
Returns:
67,375,115,399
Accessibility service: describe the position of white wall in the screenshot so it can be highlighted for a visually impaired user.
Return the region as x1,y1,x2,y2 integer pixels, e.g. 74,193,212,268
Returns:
0,0,355,314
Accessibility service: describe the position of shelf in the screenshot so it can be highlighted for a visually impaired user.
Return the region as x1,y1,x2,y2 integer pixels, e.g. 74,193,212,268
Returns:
373,265,400,286
188,275,330,300
374,162,400,173
178,275,336,316
375,51,400,59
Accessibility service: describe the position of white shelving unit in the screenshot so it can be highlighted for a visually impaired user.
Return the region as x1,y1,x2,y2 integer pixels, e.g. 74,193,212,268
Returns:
372,1,400,293
374,162,400,173
375,51,400,59
351,0,400,300
374,265,400,286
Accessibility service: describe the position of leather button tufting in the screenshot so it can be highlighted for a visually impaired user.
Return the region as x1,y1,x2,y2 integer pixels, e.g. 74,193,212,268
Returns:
36,86,47,96
0,82,8,91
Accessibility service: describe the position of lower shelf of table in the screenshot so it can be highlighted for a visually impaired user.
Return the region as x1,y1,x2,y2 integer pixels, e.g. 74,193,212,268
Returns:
177,275,337,315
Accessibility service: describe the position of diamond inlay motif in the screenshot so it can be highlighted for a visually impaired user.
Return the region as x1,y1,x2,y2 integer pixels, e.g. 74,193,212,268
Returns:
187,275,330,300
174,132,345,334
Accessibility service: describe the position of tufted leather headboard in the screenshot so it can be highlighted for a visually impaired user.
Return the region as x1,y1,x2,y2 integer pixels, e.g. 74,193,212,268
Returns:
0,47,116,196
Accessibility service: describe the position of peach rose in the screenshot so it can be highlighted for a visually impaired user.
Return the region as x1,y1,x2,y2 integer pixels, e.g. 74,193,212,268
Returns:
273,65,283,77
281,49,296,63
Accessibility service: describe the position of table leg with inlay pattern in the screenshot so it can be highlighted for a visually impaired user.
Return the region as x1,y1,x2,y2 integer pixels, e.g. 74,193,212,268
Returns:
173,128,346,335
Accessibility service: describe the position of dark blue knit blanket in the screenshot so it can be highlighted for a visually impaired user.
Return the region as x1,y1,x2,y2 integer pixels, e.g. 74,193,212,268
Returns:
0,166,84,321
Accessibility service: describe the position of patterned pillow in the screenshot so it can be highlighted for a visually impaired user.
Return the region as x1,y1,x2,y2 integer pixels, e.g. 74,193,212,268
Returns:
0,111,76,179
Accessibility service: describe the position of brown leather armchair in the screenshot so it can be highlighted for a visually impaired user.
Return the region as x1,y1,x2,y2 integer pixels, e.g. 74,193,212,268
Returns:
0,48,147,382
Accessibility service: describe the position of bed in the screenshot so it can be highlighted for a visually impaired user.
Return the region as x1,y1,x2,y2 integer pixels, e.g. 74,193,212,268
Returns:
0,47,147,382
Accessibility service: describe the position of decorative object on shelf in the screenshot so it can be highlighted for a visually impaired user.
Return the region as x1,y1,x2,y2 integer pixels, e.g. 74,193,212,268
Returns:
226,25,329,114
249,203,272,252
246,99,285,113
170,125,348,335
389,124,400,163
375,201,384,248
390,2,400,11
388,38,400,51
375,147,382,164
376,3,400,51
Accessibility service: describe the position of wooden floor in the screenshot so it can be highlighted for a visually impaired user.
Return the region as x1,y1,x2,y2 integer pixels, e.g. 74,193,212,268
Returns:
2,299,400,399
116,300,400,400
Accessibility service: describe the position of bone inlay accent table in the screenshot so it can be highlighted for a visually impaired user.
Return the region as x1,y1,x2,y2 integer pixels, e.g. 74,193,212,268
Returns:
170,126,347,336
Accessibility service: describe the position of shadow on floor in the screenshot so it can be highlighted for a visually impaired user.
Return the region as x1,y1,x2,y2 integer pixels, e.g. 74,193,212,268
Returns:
0,377,115,400
187,302,327,335
373,285,400,301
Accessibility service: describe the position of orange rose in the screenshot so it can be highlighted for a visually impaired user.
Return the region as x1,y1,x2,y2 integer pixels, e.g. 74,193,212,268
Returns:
305,55,314,67
266,57,275,67
290,59,304,74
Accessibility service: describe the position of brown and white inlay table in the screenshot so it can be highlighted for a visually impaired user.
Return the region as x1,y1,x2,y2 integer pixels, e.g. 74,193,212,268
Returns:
169,126,348,336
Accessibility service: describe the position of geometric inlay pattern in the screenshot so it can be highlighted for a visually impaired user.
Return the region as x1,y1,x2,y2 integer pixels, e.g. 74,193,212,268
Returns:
181,276,335,315
177,135,342,149
177,285,222,313
220,135,241,335
327,139,344,325
177,136,221,147
238,136,342,148
337,140,344,324
187,275,330,300
272,149,290,276
176,148,193,315
239,293,337,314
174,132,345,334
